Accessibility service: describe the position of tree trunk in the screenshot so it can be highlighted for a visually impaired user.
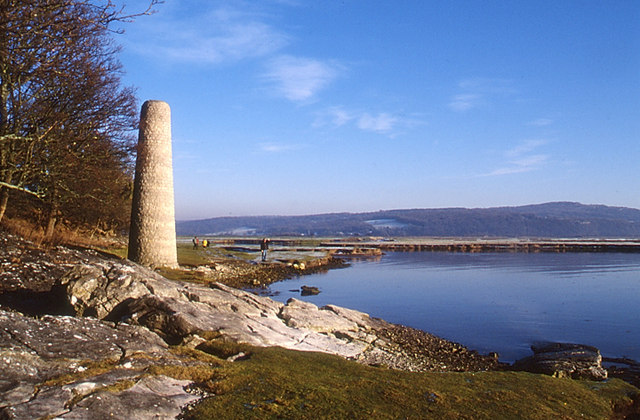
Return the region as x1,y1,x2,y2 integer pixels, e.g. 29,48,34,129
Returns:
44,203,59,240
0,187,8,222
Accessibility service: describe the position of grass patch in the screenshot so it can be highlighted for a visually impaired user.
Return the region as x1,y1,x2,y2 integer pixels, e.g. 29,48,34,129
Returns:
95,245,127,259
169,343,226,366
40,359,120,389
183,345,640,420
195,340,253,360
177,243,254,266
97,242,248,269
146,364,220,384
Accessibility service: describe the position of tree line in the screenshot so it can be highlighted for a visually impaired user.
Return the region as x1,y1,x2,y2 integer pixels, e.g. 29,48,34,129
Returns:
0,0,159,239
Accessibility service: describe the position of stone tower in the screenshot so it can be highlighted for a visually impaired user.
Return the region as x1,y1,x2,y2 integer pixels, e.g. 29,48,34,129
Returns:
128,100,178,268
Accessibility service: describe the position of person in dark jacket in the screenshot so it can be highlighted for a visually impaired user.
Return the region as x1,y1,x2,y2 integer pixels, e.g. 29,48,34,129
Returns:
260,238,270,261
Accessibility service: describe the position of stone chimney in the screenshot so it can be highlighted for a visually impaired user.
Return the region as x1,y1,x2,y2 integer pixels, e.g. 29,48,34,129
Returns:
128,100,178,268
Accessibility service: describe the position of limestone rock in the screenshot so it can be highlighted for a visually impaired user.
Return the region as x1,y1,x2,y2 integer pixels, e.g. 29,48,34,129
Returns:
61,262,379,358
513,342,608,381
60,260,181,318
120,289,369,358
0,308,210,419
57,375,198,420
0,309,174,415
6,370,141,420
58,259,504,373
279,298,360,333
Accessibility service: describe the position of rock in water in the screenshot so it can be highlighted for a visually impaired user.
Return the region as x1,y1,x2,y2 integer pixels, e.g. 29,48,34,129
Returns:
513,342,608,381
300,285,320,296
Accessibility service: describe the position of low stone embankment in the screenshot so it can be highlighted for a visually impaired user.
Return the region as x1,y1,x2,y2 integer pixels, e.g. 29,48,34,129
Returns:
320,238,640,253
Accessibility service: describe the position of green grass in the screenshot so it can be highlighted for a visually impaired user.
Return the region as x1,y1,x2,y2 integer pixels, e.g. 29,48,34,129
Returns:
101,241,256,267
181,343,639,420
176,243,242,265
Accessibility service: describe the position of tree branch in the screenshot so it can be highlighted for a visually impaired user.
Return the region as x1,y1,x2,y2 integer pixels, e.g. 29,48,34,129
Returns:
0,181,44,198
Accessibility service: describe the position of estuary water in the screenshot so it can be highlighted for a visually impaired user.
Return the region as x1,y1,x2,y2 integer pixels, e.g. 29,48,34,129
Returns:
266,251,640,362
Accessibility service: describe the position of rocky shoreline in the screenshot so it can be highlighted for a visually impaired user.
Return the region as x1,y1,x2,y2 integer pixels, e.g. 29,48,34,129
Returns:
0,231,501,418
166,255,348,290
0,231,637,418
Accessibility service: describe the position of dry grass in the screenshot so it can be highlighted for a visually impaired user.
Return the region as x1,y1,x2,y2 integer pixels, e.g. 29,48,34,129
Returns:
1,216,125,249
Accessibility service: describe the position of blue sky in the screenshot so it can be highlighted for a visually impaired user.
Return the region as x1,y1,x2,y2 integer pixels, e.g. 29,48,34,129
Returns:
117,1,640,220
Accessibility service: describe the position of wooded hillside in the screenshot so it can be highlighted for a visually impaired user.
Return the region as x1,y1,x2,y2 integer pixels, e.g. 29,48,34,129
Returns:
177,202,640,238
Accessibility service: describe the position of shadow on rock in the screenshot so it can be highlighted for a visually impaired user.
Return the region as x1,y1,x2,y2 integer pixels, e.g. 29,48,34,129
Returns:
0,285,75,317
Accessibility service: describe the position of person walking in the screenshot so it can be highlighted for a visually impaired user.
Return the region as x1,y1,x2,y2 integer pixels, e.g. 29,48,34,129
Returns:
260,238,270,261
192,236,199,249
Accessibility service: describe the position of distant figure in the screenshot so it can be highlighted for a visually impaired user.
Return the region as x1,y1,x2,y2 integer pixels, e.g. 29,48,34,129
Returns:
260,238,270,261
193,236,199,249
202,239,208,248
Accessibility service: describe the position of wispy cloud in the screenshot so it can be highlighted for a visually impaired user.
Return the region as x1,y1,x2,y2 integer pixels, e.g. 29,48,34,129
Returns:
259,142,301,153
505,139,548,158
457,78,517,94
263,55,341,102
357,113,398,133
448,78,516,112
314,106,425,136
483,139,549,176
448,94,482,112
127,6,288,65
527,118,554,127
487,154,549,176
324,106,354,127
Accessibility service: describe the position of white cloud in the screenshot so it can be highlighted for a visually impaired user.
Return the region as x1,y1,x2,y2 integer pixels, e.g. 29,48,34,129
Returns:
484,140,550,176
458,78,517,94
449,78,517,112
448,94,482,111
126,6,288,65
264,55,340,102
312,106,355,128
259,142,300,153
528,118,554,127
357,113,398,133
486,154,549,176
326,107,354,127
314,106,425,136
505,139,548,158
511,154,549,168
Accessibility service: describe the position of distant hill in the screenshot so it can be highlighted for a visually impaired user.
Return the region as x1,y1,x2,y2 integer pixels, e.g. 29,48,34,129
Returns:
176,202,640,238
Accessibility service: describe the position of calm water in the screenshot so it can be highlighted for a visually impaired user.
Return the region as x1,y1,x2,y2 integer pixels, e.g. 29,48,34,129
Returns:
266,252,640,362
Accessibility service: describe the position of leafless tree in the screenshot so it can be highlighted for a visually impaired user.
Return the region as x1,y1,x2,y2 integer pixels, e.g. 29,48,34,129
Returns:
0,0,160,237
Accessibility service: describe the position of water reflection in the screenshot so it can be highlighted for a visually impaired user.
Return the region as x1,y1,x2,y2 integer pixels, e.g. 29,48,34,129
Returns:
267,252,640,362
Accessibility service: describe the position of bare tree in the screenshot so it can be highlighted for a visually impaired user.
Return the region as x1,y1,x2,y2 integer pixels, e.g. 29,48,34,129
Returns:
0,0,160,236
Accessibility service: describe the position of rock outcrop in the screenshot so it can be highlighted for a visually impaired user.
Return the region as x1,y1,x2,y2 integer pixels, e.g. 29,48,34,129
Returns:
513,342,608,381
56,259,398,362
56,257,501,373
0,309,201,419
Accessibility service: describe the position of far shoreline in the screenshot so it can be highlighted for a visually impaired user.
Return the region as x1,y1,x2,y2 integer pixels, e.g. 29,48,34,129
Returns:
180,235,640,255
